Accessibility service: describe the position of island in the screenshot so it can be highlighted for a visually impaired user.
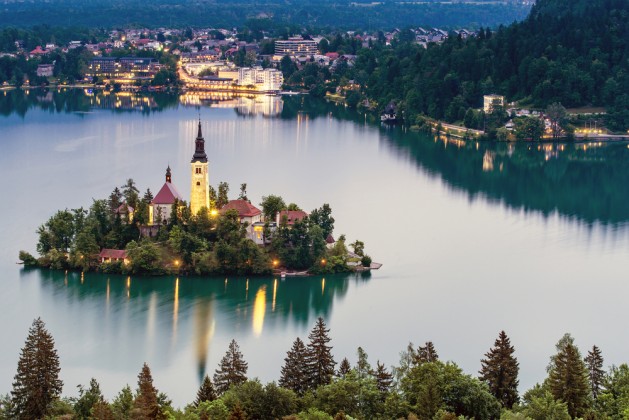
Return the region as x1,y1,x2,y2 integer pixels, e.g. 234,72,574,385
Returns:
19,120,378,276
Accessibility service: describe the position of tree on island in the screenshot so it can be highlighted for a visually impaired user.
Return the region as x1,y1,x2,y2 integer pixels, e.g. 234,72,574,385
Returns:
584,345,605,400
309,204,335,239
74,377,105,419
217,182,230,208
214,339,249,395
260,194,286,221
238,183,248,202
374,361,393,394
10,317,63,419
305,317,336,390
279,337,309,396
479,330,520,408
338,358,352,378
195,375,217,406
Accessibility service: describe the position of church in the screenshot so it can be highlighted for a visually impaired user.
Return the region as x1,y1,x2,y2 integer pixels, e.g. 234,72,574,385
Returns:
141,119,210,235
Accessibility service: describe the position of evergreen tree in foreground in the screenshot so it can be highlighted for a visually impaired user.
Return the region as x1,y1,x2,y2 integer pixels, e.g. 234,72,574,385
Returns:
547,334,591,418
214,339,248,395
374,361,393,394
584,345,605,399
279,337,309,395
75,377,105,419
305,317,336,390
479,330,520,408
338,358,351,378
195,375,217,406
10,317,63,419
416,341,439,364
132,363,160,419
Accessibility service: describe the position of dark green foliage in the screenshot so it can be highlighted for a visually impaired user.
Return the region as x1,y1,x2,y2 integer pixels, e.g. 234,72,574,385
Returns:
228,402,247,420
305,318,336,390
18,250,37,266
416,341,439,364
400,360,501,419
195,375,217,406
10,317,63,419
479,330,519,408
132,363,160,419
547,334,591,418
260,195,286,221
584,345,605,400
337,358,351,378
279,338,309,396
375,361,393,394
309,204,335,239
222,380,298,420
214,340,249,395
111,385,134,419
74,378,104,419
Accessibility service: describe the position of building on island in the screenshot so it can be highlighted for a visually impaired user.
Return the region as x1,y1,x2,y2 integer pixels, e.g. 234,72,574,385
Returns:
483,94,505,113
221,199,263,225
148,166,183,226
190,120,210,216
277,210,308,226
99,249,128,264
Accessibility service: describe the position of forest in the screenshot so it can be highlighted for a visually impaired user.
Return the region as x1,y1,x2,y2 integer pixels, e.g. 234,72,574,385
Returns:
293,0,629,133
4,316,628,419
0,0,530,30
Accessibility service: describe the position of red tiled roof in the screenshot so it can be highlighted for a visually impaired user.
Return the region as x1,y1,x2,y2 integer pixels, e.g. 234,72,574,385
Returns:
221,200,262,218
325,234,335,244
279,210,308,225
30,46,46,55
99,249,127,259
325,52,339,59
114,203,134,214
152,182,183,205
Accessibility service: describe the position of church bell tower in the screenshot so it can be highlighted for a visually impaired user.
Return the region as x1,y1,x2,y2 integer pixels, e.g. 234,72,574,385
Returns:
190,118,210,216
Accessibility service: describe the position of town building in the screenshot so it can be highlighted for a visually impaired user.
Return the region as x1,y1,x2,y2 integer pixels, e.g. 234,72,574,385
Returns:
86,57,160,82
221,199,263,225
36,64,54,78
274,37,318,59
99,249,128,264
484,94,505,113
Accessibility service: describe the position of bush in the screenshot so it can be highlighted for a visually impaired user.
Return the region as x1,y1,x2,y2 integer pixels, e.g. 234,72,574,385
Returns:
18,250,38,266
361,255,372,267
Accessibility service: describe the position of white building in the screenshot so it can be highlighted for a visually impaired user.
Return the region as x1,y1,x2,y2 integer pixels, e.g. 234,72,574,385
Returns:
274,37,318,59
237,67,283,92
484,94,505,113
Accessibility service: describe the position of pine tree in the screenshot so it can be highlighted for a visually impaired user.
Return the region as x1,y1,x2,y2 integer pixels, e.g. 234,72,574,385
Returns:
416,341,439,364
374,361,393,394
547,335,591,418
479,330,520,408
338,358,351,378
213,339,248,395
75,378,105,419
279,337,309,395
10,317,63,419
304,317,336,390
132,363,160,419
195,375,217,406
584,345,605,399
356,347,372,379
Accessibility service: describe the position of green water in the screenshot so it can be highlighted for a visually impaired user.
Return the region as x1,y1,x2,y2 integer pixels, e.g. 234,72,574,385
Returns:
1,89,628,406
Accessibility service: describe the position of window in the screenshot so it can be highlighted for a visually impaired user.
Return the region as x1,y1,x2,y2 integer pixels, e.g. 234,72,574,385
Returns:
196,181,200,186
195,167,202,174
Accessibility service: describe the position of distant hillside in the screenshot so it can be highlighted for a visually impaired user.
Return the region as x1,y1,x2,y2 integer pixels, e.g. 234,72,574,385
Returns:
0,0,531,29
354,0,629,131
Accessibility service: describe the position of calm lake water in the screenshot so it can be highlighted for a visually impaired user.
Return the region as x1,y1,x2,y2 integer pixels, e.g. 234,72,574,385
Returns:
1,89,629,406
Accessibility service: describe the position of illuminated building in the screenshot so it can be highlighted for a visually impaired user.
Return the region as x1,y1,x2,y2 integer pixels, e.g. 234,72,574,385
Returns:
274,37,318,58
190,119,210,216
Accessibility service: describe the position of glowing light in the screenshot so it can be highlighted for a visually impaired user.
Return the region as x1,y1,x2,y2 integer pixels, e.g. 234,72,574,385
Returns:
174,260,180,267
322,278,326,295
272,279,277,312
273,259,279,267
210,209,219,217
321,259,327,265
252,286,267,337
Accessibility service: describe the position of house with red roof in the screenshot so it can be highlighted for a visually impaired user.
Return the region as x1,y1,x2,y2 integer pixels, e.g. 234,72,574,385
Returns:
149,166,183,226
221,199,262,225
99,249,128,264
276,210,308,226
30,46,47,56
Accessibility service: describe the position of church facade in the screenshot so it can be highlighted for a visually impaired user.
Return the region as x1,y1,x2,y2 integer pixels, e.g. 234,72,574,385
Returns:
190,119,210,216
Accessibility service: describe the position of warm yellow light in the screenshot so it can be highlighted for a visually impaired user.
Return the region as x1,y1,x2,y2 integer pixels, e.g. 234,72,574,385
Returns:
321,259,327,265
174,260,180,266
273,259,279,267
210,209,219,217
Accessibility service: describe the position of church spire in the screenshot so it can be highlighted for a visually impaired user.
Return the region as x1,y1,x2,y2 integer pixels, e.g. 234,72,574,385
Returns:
191,118,208,163
165,165,172,183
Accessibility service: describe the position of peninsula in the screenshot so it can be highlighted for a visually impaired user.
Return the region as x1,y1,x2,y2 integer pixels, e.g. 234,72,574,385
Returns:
19,120,376,276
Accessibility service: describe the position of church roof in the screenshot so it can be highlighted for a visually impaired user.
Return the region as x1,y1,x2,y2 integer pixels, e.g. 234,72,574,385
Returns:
221,200,262,218
152,182,183,205
278,210,308,225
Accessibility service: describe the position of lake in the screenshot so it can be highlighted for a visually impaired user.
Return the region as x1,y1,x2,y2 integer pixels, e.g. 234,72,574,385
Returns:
1,88,628,406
